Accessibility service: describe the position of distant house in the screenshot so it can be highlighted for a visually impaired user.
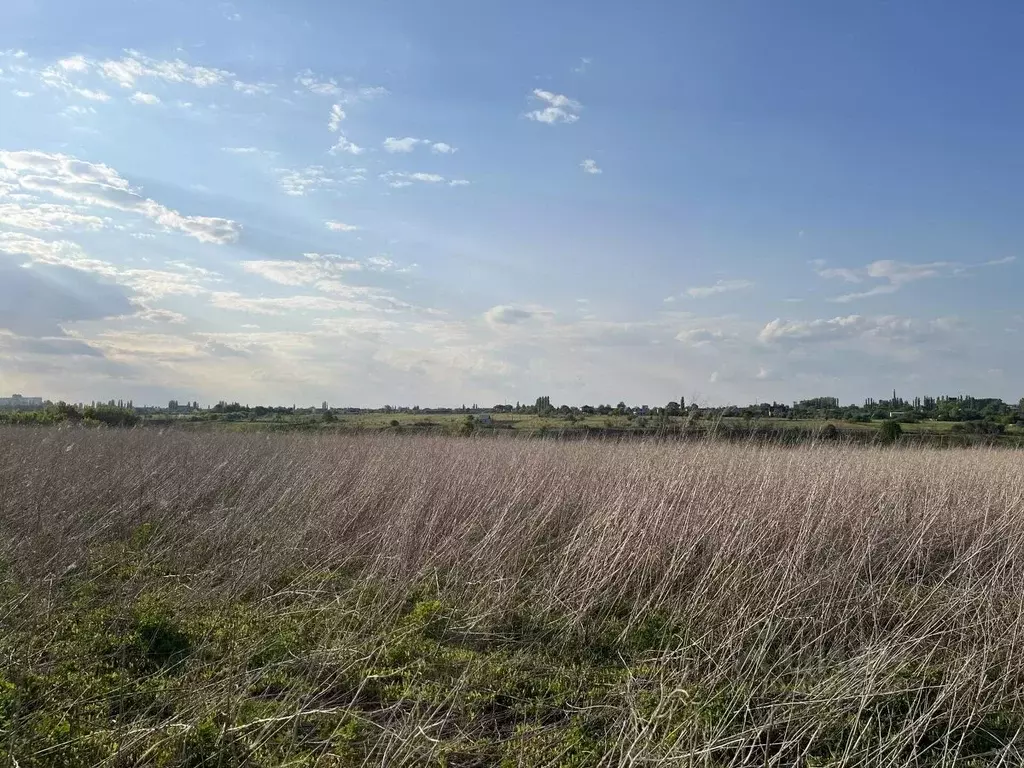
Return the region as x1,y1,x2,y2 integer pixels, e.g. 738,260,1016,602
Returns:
889,411,908,419
0,394,44,410
476,414,493,425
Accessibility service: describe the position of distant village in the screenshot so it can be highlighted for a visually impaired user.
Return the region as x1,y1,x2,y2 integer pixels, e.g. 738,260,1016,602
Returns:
2,392,1022,429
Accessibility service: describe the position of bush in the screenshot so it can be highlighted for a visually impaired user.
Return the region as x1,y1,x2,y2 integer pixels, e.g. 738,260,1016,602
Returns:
879,420,903,444
820,423,840,441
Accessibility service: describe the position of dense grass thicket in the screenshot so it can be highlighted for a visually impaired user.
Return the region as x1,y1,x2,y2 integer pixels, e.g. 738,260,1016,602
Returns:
2,429,1023,766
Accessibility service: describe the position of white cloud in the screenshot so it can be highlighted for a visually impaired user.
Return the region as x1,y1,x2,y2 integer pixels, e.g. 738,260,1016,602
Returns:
325,220,359,232
135,308,187,324
210,292,387,316
0,231,97,268
686,279,754,298
814,257,1016,303
676,328,725,347
526,89,581,124
328,104,346,131
0,150,240,244
382,137,457,154
581,158,602,174
239,254,417,310
0,202,106,232
58,55,89,73
983,256,1016,267
295,69,342,96
75,88,110,101
383,136,424,153
380,171,468,188
12,90,33,98
129,91,161,105
275,165,338,195
409,172,444,183
233,80,274,96
574,57,592,74
222,146,277,158
0,231,220,302
61,105,96,118
758,314,959,346
99,51,232,89
329,134,365,155
811,260,862,283
295,70,388,103
241,257,360,287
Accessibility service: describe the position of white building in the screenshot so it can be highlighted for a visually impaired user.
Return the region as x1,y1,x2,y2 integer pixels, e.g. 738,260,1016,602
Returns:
0,394,44,409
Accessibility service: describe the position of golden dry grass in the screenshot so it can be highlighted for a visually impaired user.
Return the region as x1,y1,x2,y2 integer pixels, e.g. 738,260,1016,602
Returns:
2,428,1023,766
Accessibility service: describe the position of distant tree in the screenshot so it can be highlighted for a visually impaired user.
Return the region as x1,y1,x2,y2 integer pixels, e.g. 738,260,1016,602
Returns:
879,420,903,444
83,405,139,428
50,401,82,422
820,423,839,441
665,401,681,416
322,409,337,423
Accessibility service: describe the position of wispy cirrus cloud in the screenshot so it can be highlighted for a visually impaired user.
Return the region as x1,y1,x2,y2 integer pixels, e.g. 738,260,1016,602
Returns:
686,279,755,298
812,257,1017,303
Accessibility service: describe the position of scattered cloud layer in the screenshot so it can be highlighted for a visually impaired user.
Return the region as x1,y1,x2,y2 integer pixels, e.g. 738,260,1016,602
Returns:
581,158,602,174
0,150,240,244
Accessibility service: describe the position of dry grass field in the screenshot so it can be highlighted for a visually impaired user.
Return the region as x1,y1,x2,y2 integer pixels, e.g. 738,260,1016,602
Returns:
2,428,1024,766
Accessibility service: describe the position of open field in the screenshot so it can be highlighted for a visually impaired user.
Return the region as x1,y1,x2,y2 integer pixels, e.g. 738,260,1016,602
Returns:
2,429,1024,766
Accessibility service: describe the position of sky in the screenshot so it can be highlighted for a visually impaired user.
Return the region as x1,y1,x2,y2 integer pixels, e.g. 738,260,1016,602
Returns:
1,0,1022,408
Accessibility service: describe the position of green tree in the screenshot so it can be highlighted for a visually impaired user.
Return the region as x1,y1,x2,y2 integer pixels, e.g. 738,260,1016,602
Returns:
322,409,337,423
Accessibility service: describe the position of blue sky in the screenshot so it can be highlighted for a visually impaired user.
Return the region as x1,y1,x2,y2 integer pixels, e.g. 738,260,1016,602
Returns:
1,0,1021,407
